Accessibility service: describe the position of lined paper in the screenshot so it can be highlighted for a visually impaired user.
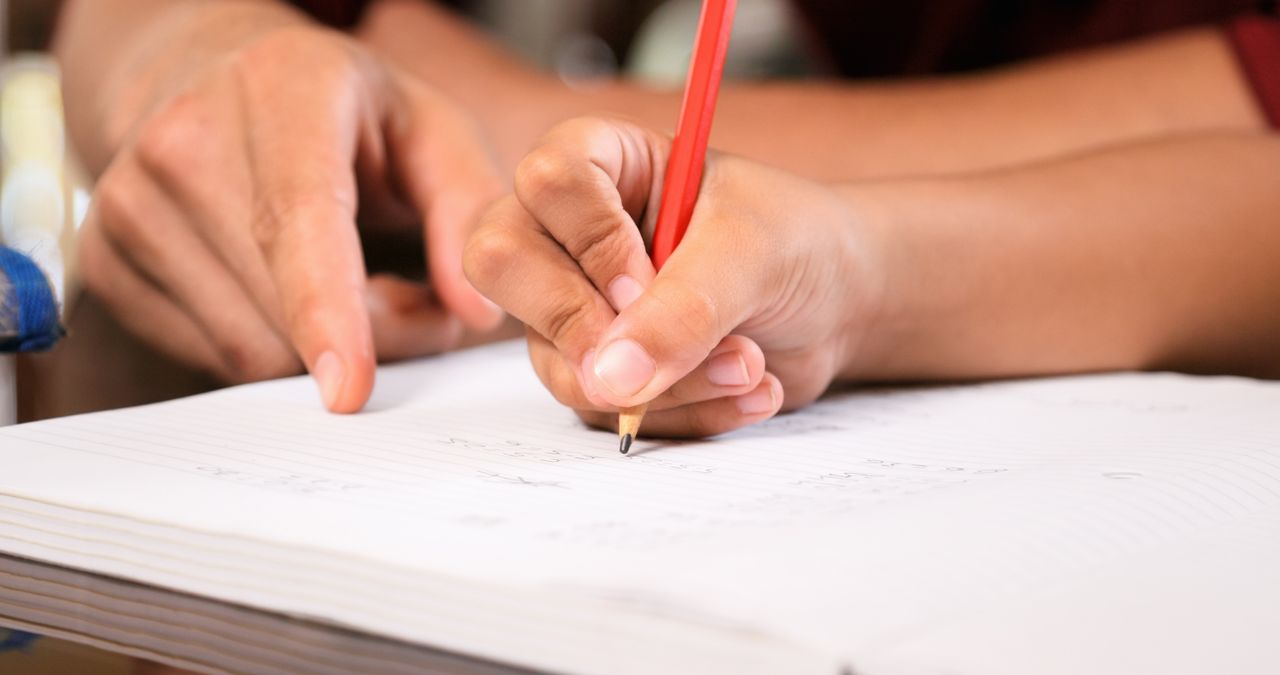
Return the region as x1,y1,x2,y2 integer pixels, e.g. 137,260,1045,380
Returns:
2,339,1279,674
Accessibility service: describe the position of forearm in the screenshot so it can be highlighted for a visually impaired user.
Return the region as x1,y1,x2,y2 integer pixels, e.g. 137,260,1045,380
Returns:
54,0,306,172
708,28,1264,180
846,133,1280,382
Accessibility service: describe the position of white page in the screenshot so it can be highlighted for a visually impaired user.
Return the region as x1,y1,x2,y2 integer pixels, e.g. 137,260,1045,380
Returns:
852,509,1280,675
1,340,1279,674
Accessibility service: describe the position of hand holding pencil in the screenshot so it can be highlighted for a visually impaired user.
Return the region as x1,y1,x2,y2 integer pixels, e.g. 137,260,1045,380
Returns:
464,114,883,440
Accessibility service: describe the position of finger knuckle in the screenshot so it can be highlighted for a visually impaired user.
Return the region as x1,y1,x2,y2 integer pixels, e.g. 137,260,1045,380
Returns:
564,218,630,276
541,295,593,348
90,171,130,227
248,198,285,256
516,148,633,277
248,190,351,259
462,220,521,292
134,98,208,178
90,170,149,252
514,148,577,204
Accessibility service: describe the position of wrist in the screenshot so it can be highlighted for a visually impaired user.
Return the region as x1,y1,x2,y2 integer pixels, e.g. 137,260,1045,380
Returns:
830,179,963,383
827,183,894,383
834,177,1022,383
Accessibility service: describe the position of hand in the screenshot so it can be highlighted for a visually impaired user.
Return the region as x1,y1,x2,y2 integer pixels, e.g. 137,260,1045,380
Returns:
465,118,885,437
79,21,504,413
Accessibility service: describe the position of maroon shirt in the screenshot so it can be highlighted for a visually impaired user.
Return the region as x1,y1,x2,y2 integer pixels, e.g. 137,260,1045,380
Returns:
789,0,1264,74
292,0,1280,126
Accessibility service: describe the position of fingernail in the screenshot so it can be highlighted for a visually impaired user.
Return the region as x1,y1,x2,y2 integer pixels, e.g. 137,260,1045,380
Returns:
313,351,345,410
735,385,777,415
593,338,655,398
706,351,750,387
607,275,644,312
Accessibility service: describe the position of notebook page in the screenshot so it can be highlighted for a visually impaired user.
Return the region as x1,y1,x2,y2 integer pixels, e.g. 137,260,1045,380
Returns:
2,339,1279,673
608,377,1280,666
850,509,1280,675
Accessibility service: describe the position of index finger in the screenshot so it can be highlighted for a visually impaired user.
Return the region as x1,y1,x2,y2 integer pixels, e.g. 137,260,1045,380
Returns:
242,52,376,413
514,118,664,313
465,195,616,394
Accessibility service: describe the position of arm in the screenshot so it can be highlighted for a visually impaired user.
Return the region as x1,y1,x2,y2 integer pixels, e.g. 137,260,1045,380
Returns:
359,0,1267,180
846,132,1280,382
715,29,1266,180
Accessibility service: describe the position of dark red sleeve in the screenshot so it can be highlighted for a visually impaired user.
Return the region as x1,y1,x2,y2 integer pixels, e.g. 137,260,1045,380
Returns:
286,0,369,28
286,0,468,28
1228,15,1280,128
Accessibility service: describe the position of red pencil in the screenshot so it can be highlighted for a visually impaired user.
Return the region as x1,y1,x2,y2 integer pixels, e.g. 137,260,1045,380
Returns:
619,0,737,454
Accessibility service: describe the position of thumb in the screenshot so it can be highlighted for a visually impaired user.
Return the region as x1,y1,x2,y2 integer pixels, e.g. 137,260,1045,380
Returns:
586,219,764,407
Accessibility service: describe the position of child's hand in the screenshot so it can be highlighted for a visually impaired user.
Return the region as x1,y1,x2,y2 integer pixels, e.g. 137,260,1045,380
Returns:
465,118,885,437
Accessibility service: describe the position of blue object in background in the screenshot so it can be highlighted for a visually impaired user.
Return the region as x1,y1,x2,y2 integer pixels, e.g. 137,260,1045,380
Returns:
0,246,63,352
0,628,40,653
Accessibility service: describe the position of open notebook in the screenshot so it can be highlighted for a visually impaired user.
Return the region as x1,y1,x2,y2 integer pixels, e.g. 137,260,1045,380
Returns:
1,339,1279,674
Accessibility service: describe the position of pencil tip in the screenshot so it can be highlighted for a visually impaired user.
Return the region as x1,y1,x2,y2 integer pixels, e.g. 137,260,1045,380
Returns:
619,434,633,455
